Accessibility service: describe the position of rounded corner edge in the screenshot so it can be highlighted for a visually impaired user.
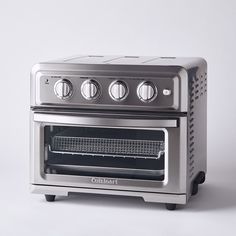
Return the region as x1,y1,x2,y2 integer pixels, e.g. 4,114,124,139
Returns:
198,57,207,69
31,63,41,77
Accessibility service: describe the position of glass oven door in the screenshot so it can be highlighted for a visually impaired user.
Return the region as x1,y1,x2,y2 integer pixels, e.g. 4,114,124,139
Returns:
44,125,167,181
31,112,184,193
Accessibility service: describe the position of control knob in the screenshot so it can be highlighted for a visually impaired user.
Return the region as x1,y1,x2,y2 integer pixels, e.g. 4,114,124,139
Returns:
137,81,157,102
54,79,73,100
81,80,100,100
109,81,128,101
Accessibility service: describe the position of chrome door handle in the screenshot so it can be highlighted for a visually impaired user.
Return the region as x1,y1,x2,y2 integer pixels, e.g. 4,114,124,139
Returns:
33,113,177,128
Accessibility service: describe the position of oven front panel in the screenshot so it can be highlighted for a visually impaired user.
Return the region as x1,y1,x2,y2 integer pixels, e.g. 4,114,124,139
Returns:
30,112,187,194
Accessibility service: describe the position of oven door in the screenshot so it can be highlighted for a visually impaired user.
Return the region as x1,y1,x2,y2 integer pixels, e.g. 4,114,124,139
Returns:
30,111,187,194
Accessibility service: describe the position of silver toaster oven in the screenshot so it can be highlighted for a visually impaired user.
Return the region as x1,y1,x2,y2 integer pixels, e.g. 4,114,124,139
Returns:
30,55,207,210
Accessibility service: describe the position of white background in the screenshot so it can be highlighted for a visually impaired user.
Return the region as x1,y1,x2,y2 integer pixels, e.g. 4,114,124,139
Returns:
0,0,236,235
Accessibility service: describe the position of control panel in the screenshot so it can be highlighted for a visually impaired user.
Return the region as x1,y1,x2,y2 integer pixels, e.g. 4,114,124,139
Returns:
36,74,179,110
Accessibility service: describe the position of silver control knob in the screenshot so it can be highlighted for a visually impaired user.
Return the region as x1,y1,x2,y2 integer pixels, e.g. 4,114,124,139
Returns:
81,80,100,100
137,81,157,102
54,79,73,100
109,81,128,101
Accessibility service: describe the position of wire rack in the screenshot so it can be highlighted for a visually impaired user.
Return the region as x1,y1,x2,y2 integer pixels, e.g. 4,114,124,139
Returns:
50,136,165,159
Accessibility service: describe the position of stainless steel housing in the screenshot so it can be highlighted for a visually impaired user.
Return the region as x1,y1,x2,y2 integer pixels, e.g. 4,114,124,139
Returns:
30,55,207,209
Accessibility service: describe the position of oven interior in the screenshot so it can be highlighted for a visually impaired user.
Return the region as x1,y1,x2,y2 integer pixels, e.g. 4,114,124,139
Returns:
44,126,166,181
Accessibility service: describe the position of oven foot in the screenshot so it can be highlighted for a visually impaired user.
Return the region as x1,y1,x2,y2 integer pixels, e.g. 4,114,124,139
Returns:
165,203,177,211
191,171,206,196
45,194,56,202
198,171,206,184
191,182,199,196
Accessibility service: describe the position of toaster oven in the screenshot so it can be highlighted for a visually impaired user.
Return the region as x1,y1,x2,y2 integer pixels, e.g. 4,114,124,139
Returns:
30,55,207,210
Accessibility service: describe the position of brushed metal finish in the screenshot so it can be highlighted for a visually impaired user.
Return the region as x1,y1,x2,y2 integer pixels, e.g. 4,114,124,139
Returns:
81,79,100,100
33,113,177,127
137,81,157,102
109,80,128,101
54,79,73,100
31,65,183,111
30,55,207,206
186,66,207,200
31,185,187,204
30,56,206,112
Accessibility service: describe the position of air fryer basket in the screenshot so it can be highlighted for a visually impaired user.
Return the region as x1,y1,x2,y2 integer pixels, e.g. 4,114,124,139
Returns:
50,135,165,159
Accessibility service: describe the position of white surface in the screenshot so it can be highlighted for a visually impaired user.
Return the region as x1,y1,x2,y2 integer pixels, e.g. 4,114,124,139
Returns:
0,0,236,235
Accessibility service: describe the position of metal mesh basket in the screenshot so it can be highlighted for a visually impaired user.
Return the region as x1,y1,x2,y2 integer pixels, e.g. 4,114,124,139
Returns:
50,136,165,159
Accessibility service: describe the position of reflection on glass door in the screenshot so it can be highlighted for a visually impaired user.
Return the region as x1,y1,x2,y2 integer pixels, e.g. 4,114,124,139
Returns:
44,126,166,181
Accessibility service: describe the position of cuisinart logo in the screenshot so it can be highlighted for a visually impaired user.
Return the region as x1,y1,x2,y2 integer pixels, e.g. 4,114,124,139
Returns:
91,177,118,185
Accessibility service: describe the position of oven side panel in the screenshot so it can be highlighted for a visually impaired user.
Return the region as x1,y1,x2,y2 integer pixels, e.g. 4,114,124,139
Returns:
186,60,207,200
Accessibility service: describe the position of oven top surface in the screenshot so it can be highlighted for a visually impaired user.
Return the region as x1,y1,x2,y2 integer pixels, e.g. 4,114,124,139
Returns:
46,55,205,67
